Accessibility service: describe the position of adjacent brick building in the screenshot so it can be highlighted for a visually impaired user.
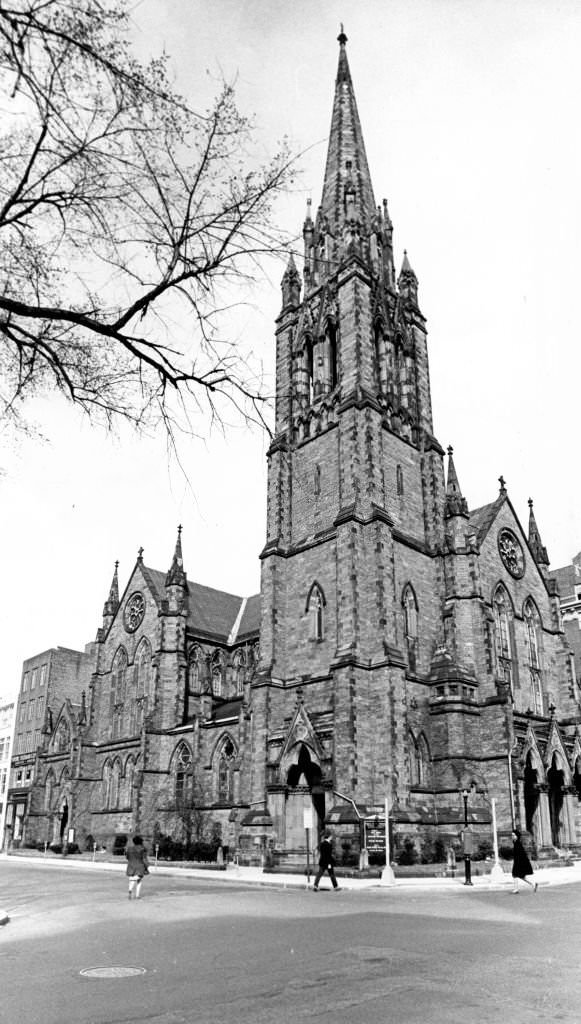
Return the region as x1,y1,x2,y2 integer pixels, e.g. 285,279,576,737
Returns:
19,33,581,863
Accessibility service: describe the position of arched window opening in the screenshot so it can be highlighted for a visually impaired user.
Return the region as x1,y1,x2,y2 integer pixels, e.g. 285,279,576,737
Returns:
306,337,314,404
307,584,325,641
409,733,421,787
328,321,338,390
217,738,236,804
45,770,55,812
124,757,136,809
211,652,223,698
188,646,201,692
102,761,112,808
403,585,418,671
396,464,404,496
110,760,121,810
524,600,543,714
314,464,321,497
111,649,127,739
174,743,193,806
493,586,515,700
234,651,246,697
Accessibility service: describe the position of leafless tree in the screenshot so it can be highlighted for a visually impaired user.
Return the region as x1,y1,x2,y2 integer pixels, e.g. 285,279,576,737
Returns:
0,0,296,438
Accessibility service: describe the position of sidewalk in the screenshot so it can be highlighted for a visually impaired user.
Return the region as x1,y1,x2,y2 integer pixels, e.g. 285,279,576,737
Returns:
2,850,581,907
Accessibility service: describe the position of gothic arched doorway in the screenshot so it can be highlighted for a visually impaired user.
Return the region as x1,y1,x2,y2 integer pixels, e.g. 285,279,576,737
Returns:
285,744,325,851
547,755,564,847
524,754,539,835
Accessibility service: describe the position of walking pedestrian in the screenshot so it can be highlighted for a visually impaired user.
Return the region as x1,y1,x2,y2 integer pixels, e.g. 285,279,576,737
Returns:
125,834,149,899
511,829,537,894
313,831,340,891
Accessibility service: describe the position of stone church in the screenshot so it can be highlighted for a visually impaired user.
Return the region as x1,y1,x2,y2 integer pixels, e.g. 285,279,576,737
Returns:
24,32,581,864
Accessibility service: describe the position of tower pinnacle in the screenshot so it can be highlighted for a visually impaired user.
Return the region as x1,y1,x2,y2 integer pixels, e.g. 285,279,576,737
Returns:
528,498,550,568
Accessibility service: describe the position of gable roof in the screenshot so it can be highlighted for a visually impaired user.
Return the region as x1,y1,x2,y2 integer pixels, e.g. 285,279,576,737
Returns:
143,566,259,645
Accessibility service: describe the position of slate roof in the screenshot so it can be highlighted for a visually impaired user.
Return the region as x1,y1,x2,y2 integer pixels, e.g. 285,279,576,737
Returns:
468,497,504,544
143,566,260,644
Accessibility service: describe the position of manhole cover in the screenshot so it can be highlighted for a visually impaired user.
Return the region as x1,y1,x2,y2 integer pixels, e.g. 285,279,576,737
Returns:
80,966,146,979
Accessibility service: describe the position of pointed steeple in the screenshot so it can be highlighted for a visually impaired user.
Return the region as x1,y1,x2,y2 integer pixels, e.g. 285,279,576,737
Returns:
166,525,187,588
102,561,119,620
398,250,419,306
444,446,468,519
320,27,376,245
281,252,301,309
528,498,550,568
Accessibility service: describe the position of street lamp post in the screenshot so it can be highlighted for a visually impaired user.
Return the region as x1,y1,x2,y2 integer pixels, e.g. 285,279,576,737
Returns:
462,788,473,886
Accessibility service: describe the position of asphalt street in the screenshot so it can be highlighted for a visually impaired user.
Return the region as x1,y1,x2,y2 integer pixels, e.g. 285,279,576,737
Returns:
1,861,580,1024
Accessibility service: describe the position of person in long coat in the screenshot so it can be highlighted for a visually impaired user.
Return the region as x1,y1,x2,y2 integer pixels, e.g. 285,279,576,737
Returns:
313,831,340,891
511,829,537,894
125,834,149,899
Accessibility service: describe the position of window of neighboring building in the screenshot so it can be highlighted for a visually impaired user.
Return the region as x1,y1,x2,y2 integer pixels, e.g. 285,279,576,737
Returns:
22,673,28,692
39,664,47,687
34,729,41,748
0,768,6,795
31,668,37,690
28,699,35,720
19,704,26,723
36,696,45,719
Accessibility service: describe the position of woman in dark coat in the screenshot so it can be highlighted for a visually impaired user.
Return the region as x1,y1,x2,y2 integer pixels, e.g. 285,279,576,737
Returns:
313,831,340,891
125,835,149,899
511,829,537,894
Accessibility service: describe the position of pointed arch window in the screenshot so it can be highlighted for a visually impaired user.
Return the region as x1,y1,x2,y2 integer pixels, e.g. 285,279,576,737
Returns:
217,737,236,804
132,641,152,733
403,585,418,671
327,321,338,390
111,649,127,739
211,651,223,698
524,599,543,714
124,756,136,809
306,583,325,641
188,646,201,692
173,742,193,806
110,760,121,810
233,651,246,697
102,760,112,808
494,586,516,700
44,769,55,812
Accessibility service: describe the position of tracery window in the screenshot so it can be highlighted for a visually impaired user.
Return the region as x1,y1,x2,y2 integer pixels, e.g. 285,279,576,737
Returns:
110,760,121,810
44,769,55,811
403,585,418,670
132,641,152,733
233,651,246,697
174,743,193,806
493,586,515,699
102,761,112,807
524,600,543,714
124,756,136,808
217,738,235,804
211,652,223,698
307,583,325,641
111,649,127,739
409,732,430,787
188,646,201,692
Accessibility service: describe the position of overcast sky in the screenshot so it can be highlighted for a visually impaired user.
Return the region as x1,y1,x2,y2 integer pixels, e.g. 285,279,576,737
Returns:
2,0,581,704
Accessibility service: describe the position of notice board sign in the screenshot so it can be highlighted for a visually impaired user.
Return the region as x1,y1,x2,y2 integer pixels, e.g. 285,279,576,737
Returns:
365,818,386,853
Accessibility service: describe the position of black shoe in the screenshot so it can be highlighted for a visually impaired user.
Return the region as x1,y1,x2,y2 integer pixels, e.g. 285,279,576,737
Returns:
312,886,319,891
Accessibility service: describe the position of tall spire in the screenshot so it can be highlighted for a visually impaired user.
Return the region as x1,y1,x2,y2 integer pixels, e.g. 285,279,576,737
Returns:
166,525,187,587
320,27,376,242
528,498,550,568
444,446,468,518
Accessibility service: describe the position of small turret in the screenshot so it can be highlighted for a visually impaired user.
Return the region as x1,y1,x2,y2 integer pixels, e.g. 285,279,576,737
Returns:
398,250,419,307
281,253,301,310
444,447,469,519
528,498,550,571
101,561,119,632
166,525,187,589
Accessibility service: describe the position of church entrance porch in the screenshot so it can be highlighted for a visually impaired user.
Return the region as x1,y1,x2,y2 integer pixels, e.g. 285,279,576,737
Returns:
271,743,326,867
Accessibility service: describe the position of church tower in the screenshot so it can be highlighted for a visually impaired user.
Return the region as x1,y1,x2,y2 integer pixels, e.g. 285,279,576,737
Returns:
255,30,447,853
